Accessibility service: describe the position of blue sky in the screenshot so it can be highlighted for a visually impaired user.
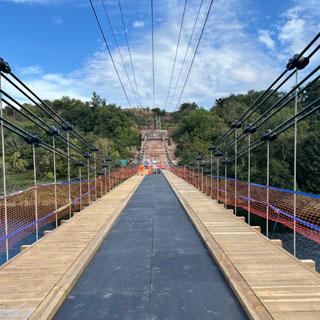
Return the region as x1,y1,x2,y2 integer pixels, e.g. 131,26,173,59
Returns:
0,0,319,110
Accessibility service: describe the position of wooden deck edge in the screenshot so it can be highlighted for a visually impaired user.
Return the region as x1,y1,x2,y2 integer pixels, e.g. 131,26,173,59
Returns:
163,171,273,320
29,175,144,320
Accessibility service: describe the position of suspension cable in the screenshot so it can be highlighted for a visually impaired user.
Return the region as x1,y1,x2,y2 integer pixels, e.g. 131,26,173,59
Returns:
168,0,204,111
0,114,95,171
174,0,215,111
253,66,320,128
151,0,155,109
118,0,143,108
205,71,320,165
101,0,140,108
2,71,99,152
89,0,133,109
0,89,87,156
231,98,320,162
216,70,320,158
164,0,188,111
206,32,320,150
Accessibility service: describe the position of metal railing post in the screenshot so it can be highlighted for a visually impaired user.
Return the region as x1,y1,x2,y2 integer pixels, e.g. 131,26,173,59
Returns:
210,151,213,198
267,140,270,238
100,175,102,197
201,166,204,192
217,159,219,202
225,164,227,209
0,75,9,261
87,159,90,205
235,129,238,216
248,135,251,225
293,70,298,257
67,131,71,218
94,152,97,200
32,143,38,241
205,174,207,195
53,137,58,228
79,167,82,211
198,161,200,189
104,168,107,194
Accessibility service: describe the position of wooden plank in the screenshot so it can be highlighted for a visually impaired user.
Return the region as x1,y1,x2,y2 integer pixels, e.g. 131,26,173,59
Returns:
0,175,144,320
163,170,320,320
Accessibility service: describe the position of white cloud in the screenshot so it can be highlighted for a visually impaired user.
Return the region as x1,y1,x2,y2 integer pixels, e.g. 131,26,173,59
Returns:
258,30,275,49
20,65,44,76
277,4,319,54
5,0,320,111
133,20,145,28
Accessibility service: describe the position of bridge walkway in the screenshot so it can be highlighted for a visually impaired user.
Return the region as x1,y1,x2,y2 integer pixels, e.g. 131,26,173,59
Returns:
54,173,247,319
0,175,144,320
163,170,320,320
1,171,320,319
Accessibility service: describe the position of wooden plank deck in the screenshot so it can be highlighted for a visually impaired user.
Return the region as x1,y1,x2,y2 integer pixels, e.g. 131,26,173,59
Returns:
0,175,144,320
163,170,320,320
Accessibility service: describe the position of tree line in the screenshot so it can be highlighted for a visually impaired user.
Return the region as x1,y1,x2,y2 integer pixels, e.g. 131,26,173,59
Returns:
1,79,319,194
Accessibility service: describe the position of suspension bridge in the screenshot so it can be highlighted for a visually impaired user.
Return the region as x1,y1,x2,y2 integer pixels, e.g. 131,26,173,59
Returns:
1,0,320,318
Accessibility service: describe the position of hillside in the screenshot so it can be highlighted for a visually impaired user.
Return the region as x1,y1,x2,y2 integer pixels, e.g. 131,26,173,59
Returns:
1,78,320,194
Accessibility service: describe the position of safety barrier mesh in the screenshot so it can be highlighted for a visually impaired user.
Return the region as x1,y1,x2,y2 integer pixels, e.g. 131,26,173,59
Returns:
171,166,320,243
0,167,137,258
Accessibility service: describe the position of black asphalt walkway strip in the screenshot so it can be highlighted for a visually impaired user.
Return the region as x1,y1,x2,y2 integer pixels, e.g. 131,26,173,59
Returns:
54,174,248,320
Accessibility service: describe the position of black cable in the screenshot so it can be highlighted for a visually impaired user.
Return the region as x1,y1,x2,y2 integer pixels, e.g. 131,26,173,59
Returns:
211,69,294,149
220,71,320,157
230,98,320,161
204,68,320,165
100,0,139,108
8,72,67,126
215,72,320,162
164,0,188,110
211,69,293,149
253,66,320,128
295,32,320,61
1,116,97,171
3,123,26,140
118,0,142,108
207,32,320,149
2,97,49,132
1,90,52,131
2,72,63,128
89,0,133,109
0,115,31,137
2,71,98,152
241,70,296,123
151,0,155,108
307,43,320,60
174,0,215,111
168,0,204,111
1,90,86,156
275,102,320,136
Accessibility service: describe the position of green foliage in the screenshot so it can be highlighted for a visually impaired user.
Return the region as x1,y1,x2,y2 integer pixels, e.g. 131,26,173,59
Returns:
1,80,319,196
172,80,320,194
1,93,141,192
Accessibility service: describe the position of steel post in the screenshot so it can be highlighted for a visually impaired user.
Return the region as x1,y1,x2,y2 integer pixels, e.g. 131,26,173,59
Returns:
33,144,38,241
0,75,9,261
53,137,58,228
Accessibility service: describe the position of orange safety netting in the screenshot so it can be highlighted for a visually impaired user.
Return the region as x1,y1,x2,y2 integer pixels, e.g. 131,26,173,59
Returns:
171,166,320,243
0,167,137,258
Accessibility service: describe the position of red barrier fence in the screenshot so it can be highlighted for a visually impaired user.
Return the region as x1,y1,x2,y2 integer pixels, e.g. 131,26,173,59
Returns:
0,167,137,258
171,166,320,243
